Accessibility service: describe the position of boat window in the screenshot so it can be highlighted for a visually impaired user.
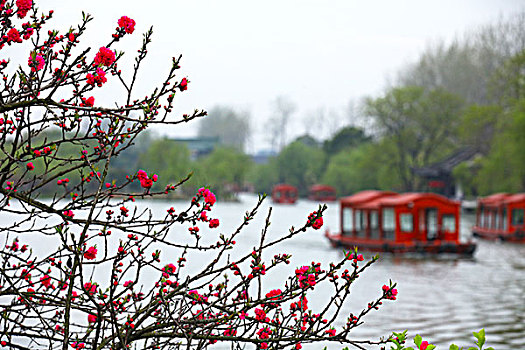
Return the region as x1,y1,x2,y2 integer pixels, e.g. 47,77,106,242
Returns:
382,208,395,230
511,208,524,226
400,213,413,232
382,208,395,240
495,210,501,230
355,210,362,231
370,210,379,239
442,214,456,233
502,208,507,230
490,210,498,229
356,211,367,237
342,207,353,233
370,211,379,229
426,208,438,240
274,191,281,199
483,209,489,228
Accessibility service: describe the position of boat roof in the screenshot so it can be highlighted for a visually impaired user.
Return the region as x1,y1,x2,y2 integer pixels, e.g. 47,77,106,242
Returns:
477,193,511,206
309,184,336,192
503,193,525,205
272,184,298,191
378,192,459,207
354,196,394,209
340,190,397,206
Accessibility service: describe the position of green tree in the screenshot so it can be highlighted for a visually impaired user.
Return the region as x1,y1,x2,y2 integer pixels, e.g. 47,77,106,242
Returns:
322,126,370,156
365,86,464,191
136,137,193,191
457,105,501,154
475,98,525,194
249,159,279,195
195,147,252,198
489,49,525,106
275,141,326,196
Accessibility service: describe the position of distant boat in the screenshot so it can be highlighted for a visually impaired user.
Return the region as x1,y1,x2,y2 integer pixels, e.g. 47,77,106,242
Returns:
308,184,337,202
271,184,298,204
472,193,525,242
325,190,476,256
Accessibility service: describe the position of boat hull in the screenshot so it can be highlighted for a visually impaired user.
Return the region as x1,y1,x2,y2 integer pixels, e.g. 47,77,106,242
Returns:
472,227,525,243
272,197,297,204
325,232,476,257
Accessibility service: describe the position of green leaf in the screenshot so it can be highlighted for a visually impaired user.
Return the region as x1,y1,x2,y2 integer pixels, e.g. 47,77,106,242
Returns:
485,347,494,350
427,345,436,350
414,334,422,347
473,329,485,348
449,344,460,350
467,347,477,350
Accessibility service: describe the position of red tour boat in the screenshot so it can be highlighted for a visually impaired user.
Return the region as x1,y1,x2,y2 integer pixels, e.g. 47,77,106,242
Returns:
308,184,337,202
325,190,476,256
271,184,298,204
472,193,525,242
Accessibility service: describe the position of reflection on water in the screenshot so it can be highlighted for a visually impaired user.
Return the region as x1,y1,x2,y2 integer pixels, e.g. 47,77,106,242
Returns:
2,193,524,349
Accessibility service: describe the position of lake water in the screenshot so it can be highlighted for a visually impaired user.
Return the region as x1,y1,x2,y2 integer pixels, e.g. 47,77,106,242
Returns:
2,193,524,349
189,194,525,349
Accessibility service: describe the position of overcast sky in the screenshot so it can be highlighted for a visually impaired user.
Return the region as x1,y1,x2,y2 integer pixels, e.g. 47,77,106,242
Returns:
41,0,524,152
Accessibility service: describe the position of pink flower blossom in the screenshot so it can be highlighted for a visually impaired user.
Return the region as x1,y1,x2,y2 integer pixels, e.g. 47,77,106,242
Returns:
254,308,268,322
137,170,156,189
325,328,336,337
84,282,97,295
6,28,23,43
40,274,52,288
23,27,34,40
140,177,152,189
382,285,398,300
94,47,116,67
137,169,148,180
118,16,136,34
86,68,107,87
87,314,97,323
161,263,176,277
209,218,219,228
84,246,97,260
81,96,95,107
307,211,323,229
346,252,364,262
26,162,34,171
27,53,44,72
16,0,32,18
179,77,188,91
198,187,216,206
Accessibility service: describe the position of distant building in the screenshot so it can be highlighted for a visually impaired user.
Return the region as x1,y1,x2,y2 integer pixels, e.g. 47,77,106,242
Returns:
172,137,219,160
413,146,479,198
251,149,277,164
